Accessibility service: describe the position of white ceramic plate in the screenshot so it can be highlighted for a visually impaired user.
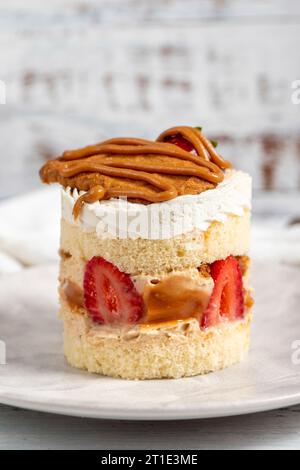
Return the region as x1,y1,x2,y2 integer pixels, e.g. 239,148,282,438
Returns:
0,261,300,420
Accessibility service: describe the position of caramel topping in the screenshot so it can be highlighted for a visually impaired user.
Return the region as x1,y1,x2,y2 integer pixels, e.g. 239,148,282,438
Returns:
40,126,231,218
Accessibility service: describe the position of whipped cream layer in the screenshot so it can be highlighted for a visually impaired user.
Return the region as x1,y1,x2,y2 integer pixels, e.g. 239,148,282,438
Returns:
61,170,251,240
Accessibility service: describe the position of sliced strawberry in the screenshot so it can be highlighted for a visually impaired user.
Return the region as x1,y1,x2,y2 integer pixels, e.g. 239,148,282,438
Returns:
201,256,244,329
164,134,196,154
84,256,144,325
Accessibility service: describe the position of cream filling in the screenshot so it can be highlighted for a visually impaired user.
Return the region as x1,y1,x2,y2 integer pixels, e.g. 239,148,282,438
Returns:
83,314,250,343
61,169,251,240
86,317,202,341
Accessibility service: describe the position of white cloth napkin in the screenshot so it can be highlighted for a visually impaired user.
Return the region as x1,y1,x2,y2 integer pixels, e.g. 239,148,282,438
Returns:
0,187,60,273
0,188,299,274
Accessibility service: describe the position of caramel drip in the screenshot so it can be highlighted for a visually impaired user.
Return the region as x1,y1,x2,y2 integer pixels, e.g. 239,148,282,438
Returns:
40,126,232,218
73,185,107,220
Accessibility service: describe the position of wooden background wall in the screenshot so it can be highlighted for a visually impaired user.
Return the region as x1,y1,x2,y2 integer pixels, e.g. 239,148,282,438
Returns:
0,0,300,199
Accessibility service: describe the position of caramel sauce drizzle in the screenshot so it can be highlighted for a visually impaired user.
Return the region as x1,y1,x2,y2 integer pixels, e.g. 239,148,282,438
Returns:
40,126,231,219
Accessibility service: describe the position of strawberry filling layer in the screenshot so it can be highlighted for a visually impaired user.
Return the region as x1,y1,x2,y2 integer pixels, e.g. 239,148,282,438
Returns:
73,255,249,329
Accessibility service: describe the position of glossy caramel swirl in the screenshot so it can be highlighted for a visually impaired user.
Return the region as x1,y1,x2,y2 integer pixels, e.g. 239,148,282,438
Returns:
40,126,231,218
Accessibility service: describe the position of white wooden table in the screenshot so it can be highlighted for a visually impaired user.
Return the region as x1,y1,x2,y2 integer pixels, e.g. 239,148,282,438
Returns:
1,403,300,450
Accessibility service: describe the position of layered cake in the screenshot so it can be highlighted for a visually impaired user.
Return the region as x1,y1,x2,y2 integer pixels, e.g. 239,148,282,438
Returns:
40,125,253,379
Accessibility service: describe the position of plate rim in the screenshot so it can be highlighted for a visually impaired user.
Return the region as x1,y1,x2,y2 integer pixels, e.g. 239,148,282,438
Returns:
1,389,300,420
